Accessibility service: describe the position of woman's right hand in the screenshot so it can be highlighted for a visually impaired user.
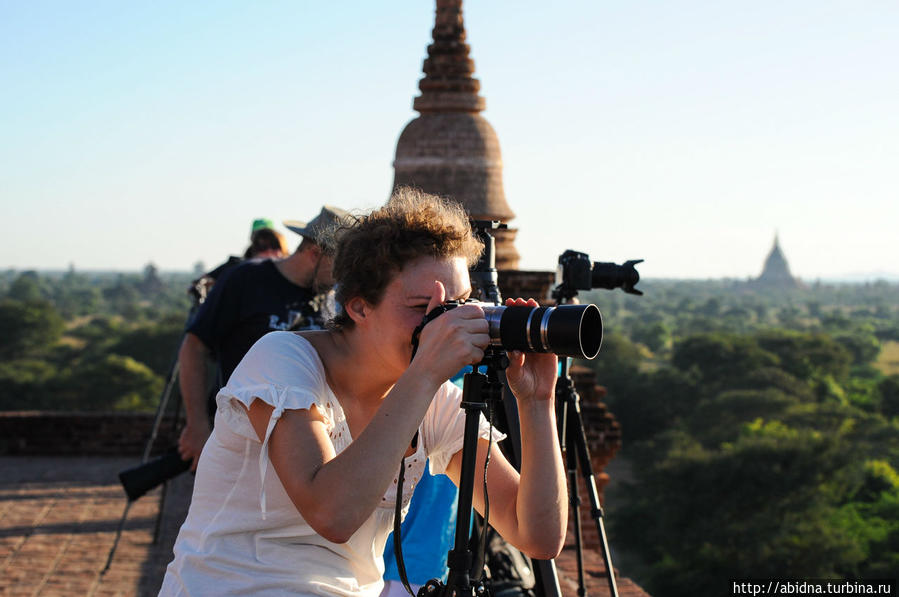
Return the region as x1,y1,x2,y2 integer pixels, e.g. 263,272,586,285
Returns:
411,281,489,386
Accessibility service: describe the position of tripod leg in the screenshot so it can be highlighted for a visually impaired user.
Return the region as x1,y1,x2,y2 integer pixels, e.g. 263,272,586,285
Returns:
564,406,588,597
145,345,184,544
101,501,133,574
152,479,170,545
569,396,619,597
142,306,198,464
441,372,487,597
142,357,181,462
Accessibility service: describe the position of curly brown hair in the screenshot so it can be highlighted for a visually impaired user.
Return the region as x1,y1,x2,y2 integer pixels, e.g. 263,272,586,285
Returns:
330,187,483,329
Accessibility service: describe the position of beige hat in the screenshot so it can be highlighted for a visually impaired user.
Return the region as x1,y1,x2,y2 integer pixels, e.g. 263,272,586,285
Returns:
284,205,352,244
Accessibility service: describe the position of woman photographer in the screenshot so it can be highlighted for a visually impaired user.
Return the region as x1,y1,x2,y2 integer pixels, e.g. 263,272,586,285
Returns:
160,188,567,596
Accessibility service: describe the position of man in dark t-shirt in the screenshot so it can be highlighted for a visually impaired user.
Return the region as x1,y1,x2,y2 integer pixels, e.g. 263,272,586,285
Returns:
177,206,350,471
188,259,318,384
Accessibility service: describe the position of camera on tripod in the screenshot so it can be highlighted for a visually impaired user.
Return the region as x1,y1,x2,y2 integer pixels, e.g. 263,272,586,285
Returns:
459,220,604,360
554,249,643,300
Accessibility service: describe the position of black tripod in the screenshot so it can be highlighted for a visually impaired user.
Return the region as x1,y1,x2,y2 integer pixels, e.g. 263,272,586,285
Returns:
468,221,562,597
102,297,202,573
417,349,507,597
556,355,618,597
552,285,618,597
549,248,641,596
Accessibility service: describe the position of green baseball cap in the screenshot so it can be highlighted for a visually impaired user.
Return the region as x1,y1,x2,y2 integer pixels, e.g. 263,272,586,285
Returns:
251,218,275,233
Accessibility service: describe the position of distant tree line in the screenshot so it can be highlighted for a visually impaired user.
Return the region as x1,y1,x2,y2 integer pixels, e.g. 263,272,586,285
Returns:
0,266,193,412
578,279,899,595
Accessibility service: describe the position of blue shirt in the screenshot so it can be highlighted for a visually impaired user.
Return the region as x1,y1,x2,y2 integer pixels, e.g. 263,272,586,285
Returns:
381,467,458,584
382,371,473,585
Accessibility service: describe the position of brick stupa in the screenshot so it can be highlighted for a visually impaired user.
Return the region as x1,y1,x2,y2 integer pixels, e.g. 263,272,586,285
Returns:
392,0,519,270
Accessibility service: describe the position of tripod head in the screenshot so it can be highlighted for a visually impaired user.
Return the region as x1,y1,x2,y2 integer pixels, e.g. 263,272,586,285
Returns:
469,220,504,305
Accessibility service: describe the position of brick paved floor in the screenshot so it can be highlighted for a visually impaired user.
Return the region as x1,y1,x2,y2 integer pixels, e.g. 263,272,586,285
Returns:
0,456,647,596
0,456,191,597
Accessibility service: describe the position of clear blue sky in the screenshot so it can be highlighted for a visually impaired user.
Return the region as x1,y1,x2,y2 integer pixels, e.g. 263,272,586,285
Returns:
2,1,897,279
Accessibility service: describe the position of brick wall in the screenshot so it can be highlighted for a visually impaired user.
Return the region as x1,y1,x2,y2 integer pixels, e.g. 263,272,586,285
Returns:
568,366,621,551
0,411,180,456
498,269,556,302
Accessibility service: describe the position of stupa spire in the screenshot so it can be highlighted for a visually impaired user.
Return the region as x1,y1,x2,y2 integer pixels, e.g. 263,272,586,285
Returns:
414,0,485,113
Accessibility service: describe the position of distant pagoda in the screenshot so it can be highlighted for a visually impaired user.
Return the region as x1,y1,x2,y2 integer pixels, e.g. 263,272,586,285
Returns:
755,233,802,288
392,0,519,269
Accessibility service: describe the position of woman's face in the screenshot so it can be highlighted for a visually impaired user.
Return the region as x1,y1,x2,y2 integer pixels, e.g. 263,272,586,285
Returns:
358,255,471,378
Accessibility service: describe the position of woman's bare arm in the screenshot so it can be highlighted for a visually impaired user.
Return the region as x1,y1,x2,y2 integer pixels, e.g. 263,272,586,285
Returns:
444,398,567,560
245,369,437,544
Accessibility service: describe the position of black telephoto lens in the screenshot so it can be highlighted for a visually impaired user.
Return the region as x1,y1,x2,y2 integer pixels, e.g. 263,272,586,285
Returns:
482,304,603,359
591,260,643,294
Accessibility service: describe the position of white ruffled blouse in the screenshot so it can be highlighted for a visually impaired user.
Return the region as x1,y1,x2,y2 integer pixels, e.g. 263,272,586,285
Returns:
160,331,502,597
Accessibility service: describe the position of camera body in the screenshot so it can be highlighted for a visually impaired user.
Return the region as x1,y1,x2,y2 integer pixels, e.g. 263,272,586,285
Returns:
557,250,594,291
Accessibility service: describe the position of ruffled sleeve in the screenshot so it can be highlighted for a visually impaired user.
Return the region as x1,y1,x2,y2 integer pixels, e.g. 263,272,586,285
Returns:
214,332,339,518
421,381,506,476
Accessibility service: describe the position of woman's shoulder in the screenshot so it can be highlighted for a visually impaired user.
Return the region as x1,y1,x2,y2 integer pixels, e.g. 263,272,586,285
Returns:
293,330,332,355
219,331,340,419
250,330,320,359
231,331,326,386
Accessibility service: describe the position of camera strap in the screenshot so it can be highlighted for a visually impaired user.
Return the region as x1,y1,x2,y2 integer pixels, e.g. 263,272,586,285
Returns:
410,304,452,360
398,302,473,596
394,304,453,597
393,431,419,597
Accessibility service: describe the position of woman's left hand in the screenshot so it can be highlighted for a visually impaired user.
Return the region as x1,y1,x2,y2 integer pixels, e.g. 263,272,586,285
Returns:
503,298,558,402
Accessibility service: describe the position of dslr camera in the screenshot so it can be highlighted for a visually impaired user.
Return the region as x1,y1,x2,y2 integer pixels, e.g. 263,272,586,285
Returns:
555,250,643,299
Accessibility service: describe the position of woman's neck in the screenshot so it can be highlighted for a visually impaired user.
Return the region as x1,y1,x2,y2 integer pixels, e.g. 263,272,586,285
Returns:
311,329,397,408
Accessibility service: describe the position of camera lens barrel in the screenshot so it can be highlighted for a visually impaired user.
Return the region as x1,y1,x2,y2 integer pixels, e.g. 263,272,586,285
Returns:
481,304,603,359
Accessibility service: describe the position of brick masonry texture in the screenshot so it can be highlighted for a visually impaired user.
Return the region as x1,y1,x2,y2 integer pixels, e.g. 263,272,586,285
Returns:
0,456,191,597
0,454,649,596
0,413,179,457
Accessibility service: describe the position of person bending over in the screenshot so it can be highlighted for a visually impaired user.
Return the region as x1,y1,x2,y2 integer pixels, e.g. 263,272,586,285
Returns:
177,207,350,471
159,188,567,596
